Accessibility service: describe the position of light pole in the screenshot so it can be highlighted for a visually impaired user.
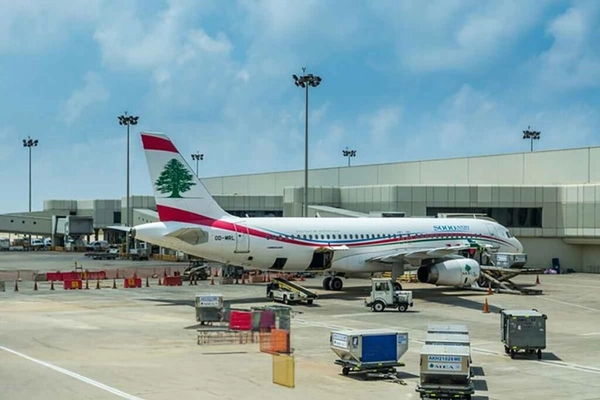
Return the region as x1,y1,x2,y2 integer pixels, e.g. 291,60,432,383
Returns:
23,136,38,245
293,68,322,218
522,126,541,152
191,151,204,176
118,112,139,257
342,147,356,167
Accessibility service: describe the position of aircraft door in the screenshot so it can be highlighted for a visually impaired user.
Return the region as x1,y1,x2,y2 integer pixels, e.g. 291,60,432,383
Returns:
307,248,333,271
234,223,250,253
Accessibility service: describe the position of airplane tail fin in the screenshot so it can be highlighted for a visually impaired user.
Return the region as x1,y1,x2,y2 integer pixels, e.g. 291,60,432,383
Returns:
140,132,233,223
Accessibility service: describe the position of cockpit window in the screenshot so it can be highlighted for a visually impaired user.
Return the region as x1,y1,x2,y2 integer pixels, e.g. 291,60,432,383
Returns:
505,230,513,238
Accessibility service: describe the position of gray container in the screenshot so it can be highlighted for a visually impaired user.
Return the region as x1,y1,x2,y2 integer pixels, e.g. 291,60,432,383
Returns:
425,333,470,349
195,294,223,324
500,309,547,359
417,345,474,398
427,324,469,336
419,344,471,382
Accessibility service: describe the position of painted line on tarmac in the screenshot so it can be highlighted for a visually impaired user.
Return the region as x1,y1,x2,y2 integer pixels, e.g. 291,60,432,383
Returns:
537,360,600,375
580,332,600,336
0,346,144,400
537,297,600,312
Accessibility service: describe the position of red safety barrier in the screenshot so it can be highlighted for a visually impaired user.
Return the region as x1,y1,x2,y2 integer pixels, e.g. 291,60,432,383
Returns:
63,279,83,290
124,277,142,288
47,270,107,282
46,272,63,281
85,271,107,280
163,276,182,286
229,311,253,331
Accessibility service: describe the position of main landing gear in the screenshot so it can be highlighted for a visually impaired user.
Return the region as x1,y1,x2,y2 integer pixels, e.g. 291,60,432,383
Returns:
321,274,403,292
322,275,344,291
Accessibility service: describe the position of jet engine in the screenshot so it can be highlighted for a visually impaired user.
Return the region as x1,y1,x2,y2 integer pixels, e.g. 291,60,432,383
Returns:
417,258,481,287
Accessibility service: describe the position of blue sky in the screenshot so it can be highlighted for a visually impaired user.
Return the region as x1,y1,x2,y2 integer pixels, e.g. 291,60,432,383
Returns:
1,0,599,214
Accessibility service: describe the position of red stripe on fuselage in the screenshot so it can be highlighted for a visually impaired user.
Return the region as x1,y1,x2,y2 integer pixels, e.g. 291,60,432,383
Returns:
141,134,178,153
155,204,512,248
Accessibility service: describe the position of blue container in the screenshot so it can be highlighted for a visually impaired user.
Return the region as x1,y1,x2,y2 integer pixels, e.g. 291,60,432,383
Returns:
330,329,409,365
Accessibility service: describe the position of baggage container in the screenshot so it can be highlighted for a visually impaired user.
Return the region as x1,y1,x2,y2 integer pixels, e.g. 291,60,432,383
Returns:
425,333,470,350
416,344,473,399
330,329,409,376
195,294,223,325
500,309,547,359
427,324,469,336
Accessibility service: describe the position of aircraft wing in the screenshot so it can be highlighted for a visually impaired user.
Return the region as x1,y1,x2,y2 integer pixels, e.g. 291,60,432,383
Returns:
366,244,473,264
105,225,131,232
164,227,209,245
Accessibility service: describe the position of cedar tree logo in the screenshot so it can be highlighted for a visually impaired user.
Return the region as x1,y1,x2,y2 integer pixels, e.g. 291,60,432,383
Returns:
155,158,196,198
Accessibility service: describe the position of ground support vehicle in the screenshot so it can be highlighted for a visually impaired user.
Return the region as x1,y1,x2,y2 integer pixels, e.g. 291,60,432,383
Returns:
266,277,318,305
364,278,413,312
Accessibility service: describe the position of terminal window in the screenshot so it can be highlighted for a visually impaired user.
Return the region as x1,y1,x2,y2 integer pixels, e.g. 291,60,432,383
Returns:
426,207,542,228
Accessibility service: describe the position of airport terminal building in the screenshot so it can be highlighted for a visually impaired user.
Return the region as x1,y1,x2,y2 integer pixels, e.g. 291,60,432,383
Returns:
3,145,600,273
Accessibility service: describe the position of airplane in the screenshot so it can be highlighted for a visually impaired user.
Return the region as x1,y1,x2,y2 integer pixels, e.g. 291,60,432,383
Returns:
118,132,525,292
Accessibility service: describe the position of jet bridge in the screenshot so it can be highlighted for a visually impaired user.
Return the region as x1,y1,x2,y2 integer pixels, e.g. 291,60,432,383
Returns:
0,214,52,235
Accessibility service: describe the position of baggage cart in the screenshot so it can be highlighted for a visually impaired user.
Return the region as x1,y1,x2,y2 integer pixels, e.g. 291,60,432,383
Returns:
330,329,409,376
416,344,473,400
500,308,547,359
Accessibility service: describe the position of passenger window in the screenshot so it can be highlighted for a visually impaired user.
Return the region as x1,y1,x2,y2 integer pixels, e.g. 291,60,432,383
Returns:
361,234,364,239
309,234,313,239
344,234,347,239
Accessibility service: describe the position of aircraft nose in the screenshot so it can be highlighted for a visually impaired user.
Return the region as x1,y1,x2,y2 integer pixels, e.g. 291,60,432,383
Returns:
515,239,524,253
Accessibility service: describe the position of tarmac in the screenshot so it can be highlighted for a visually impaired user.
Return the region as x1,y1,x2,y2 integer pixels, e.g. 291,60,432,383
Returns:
1,252,600,400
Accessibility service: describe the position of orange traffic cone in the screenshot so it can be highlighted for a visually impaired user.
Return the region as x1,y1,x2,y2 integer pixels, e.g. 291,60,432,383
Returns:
487,283,493,295
210,276,215,285
163,269,167,278
158,277,162,286
535,275,540,285
85,279,90,290
266,273,271,283
50,280,55,290
34,281,38,291
96,279,101,289
145,276,150,287
112,278,117,289
14,280,18,292
241,275,246,285
116,269,120,279
483,298,490,314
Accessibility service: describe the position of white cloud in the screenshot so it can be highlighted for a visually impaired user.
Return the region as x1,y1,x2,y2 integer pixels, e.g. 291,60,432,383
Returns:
60,72,109,126
93,0,232,85
359,106,402,144
0,0,101,53
536,1,600,91
370,0,553,72
403,83,600,160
